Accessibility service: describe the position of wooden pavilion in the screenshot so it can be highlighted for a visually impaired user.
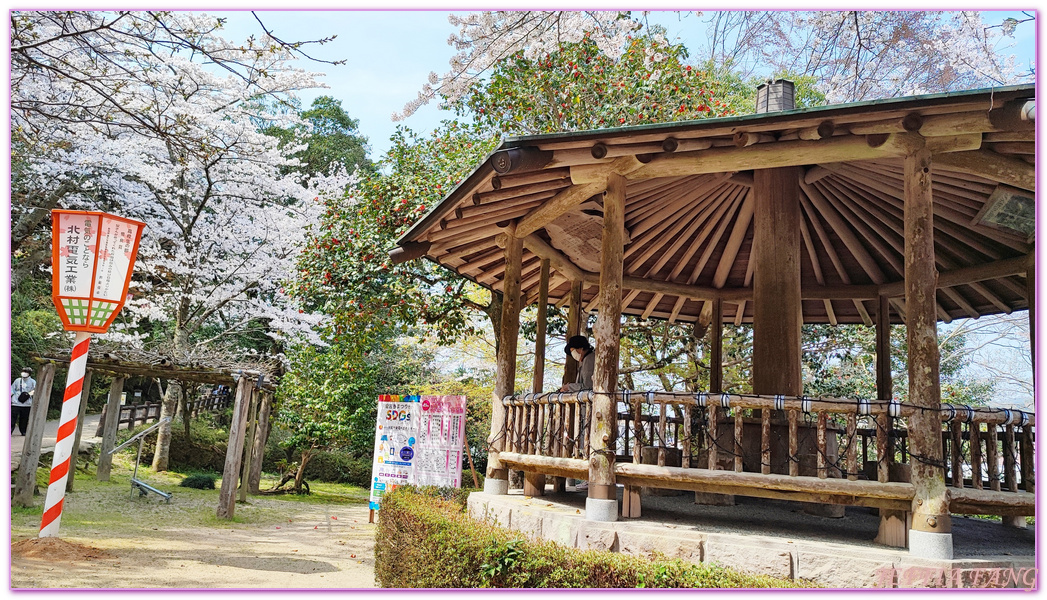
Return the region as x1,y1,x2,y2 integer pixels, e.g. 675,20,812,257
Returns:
391,83,1036,560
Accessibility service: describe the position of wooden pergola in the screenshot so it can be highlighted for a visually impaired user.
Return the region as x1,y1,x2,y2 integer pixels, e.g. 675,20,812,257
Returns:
14,354,275,521
391,84,1036,559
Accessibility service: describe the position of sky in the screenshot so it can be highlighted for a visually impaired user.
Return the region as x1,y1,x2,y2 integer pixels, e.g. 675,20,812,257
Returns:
208,9,1037,160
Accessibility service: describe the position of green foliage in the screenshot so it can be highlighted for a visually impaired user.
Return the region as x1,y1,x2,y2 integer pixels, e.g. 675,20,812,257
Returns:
291,120,498,344
10,275,65,381
802,322,994,406
179,473,217,489
275,333,437,460
374,487,816,588
455,32,752,135
264,95,373,180
298,449,372,487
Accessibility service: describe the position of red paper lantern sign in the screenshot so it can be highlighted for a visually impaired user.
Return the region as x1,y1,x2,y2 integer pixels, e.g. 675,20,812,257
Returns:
51,210,145,333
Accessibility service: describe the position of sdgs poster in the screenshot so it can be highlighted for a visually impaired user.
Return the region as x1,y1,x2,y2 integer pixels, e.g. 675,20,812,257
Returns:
369,395,467,511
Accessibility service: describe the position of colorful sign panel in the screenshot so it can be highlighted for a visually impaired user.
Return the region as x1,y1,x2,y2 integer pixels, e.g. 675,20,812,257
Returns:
51,210,145,333
415,395,467,488
368,394,467,511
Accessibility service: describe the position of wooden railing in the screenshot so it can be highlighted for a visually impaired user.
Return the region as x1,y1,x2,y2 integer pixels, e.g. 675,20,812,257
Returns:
496,391,1035,515
94,389,233,436
185,391,233,417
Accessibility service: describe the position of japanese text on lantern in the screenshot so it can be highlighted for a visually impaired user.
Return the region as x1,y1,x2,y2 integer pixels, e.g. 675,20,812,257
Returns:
52,210,145,333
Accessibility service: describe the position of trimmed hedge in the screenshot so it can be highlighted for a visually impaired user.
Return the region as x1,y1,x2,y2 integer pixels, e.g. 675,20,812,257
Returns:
374,487,817,589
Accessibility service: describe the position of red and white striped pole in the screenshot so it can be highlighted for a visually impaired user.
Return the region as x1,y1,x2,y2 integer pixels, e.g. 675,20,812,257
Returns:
39,331,92,538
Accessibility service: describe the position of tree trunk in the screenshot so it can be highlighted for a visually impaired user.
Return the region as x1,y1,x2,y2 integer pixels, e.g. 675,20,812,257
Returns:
294,449,314,493
151,380,182,472
178,383,191,440
154,320,189,471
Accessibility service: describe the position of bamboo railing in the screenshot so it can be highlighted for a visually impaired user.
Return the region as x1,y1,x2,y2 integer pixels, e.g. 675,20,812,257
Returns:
497,391,1035,515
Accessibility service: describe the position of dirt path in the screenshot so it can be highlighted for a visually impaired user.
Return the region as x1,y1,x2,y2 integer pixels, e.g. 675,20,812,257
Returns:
11,485,378,588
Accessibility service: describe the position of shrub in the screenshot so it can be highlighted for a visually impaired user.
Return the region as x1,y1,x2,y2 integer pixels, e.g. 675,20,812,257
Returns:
301,450,372,487
179,473,217,489
374,487,817,588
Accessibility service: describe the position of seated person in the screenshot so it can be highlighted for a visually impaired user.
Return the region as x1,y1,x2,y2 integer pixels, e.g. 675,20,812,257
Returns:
560,335,595,393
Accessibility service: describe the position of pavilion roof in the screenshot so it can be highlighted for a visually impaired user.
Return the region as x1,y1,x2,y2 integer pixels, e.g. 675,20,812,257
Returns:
394,84,1035,326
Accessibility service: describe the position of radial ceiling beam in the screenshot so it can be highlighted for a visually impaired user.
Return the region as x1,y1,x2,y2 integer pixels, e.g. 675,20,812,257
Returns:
514,157,646,238
932,150,1035,192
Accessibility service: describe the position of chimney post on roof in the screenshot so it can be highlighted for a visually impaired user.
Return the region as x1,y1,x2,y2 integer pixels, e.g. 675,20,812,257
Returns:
755,79,796,113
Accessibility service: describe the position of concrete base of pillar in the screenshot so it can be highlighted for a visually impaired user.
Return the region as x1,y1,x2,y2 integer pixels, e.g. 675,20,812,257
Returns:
585,497,618,522
1003,515,1028,529
908,530,953,560
483,478,509,495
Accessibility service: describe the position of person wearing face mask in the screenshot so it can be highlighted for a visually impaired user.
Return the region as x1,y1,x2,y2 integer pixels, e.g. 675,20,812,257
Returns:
560,335,595,393
11,367,36,436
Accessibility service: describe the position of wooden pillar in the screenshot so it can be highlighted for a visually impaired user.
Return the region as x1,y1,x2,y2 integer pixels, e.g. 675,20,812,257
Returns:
588,176,625,521
1028,267,1035,387
904,146,952,557
248,391,273,494
13,363,56,507
533,259,550,392
238,389,259,502
534,259,563,493
752,167,803,397
709,298,723,394
217,377,251,519
874,294,906,540
486,231,523,494
876,295,893,401
65,369,94,492
563,280,583,386
96,376,125,482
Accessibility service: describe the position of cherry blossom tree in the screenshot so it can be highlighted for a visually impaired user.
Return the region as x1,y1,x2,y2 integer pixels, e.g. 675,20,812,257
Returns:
398,9,1033,119
10,10,355,469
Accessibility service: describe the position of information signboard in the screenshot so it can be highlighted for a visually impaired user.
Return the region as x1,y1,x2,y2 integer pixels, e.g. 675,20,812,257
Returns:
368,394,467,511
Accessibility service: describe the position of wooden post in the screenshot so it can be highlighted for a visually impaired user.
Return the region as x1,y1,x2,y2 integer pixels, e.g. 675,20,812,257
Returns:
789,411,800,477
534,259,550,393
846,413,858,480
96,376,125,482
535,259,561,493
709,299,723,394
1019,426,1034,493
971,423,983,490
563,280,583,386
1003,425,1017,492
248,391,273,494
904,146,952,557
1028,267,1035,387
695,298,734,506
876,295,893,401
950,422,963,488
217,378,251,519
752,167,803,397
238,389,259,502
66,369,94,492
588,176,625,521
987,425,1000,492
485,231,523,494
13,363,56,507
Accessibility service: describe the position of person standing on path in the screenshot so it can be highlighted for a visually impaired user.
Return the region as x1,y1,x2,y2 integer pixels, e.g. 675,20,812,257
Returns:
11,367,36,436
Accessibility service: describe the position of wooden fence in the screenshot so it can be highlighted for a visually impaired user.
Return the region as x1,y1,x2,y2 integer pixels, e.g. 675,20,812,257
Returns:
94,388,233,435
497,391,1035,517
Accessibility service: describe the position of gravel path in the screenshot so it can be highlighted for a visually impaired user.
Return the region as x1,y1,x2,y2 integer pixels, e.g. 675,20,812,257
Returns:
11,478,377,588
